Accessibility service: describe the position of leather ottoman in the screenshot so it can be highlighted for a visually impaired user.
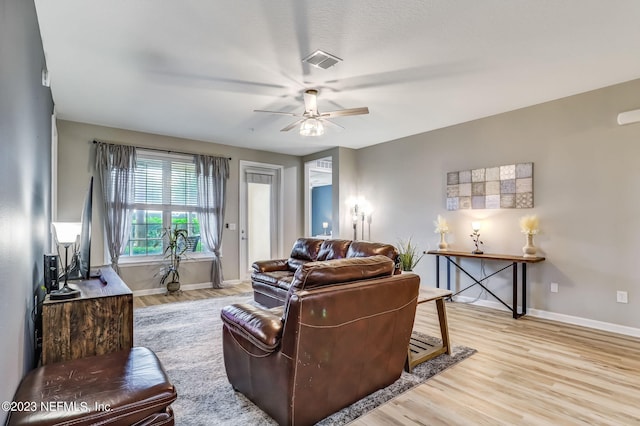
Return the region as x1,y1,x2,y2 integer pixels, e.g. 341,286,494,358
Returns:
8,347,177,426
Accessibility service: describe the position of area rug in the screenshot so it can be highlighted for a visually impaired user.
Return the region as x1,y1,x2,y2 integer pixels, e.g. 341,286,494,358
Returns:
134,293,476,425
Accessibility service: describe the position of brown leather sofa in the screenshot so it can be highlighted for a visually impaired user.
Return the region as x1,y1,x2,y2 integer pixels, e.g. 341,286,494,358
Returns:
252,237,400,308
222,255,420,426
8,347,177,426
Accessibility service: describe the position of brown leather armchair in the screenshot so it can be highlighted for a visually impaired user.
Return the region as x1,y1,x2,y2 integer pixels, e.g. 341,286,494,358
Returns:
221,256,420,425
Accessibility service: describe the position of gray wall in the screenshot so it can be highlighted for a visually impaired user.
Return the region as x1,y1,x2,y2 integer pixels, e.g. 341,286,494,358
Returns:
0,0,54,420
335,148,359,239
57,77,640,329
356,78,640,328
56,120,303,291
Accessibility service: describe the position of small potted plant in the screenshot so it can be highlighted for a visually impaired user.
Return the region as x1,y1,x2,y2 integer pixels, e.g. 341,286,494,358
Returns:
159,226,189,294
397,237,424,272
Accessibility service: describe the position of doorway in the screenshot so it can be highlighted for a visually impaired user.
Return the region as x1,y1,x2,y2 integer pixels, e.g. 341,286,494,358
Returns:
239,161,283,280
304,157,333,238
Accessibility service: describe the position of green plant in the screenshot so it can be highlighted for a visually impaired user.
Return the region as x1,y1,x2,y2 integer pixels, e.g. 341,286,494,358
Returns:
159,226,189,286
397,237,424,271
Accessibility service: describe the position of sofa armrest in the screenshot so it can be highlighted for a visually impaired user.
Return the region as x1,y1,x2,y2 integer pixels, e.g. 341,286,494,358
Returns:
252,259,290,273
221,303,283,352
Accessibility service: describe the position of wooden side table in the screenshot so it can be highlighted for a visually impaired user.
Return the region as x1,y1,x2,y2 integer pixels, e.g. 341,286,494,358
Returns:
406,287,453,372
41,266,133,365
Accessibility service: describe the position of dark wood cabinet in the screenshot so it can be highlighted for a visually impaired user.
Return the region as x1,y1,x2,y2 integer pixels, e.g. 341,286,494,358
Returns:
41,266,133,365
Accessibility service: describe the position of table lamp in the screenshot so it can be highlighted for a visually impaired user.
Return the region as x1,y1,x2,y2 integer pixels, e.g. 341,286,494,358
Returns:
470,221,484,254
51,222,82,300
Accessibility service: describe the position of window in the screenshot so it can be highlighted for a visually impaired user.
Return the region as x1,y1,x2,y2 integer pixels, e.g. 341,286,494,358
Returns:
123,151,203,257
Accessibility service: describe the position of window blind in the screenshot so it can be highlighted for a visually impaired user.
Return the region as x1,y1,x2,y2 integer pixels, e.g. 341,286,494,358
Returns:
133,155,197,208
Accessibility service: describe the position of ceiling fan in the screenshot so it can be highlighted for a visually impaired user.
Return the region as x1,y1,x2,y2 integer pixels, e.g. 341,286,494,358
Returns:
254,89,369,136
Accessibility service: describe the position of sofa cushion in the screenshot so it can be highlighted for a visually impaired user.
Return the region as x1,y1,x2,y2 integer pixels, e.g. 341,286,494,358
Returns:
252,270,295,289
290,255,394,292
317,239,352,261
252,258,289,273
346,241,398,260
287,238,323,270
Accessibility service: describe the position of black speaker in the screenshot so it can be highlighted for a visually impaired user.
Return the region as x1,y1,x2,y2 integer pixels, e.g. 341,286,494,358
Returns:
44,254,59,293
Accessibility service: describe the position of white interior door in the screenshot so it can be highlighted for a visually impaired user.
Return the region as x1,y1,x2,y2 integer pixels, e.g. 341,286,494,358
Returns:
239,161,283,280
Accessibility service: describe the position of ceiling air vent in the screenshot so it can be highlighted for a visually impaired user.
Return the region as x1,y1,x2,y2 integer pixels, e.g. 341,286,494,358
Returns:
302,50,342,69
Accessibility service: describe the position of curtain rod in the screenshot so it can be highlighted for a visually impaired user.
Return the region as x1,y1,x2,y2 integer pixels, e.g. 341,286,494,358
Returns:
92,139,232,160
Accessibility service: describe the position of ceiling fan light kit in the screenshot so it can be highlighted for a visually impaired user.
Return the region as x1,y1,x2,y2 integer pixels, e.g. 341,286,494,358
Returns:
300,118,324,136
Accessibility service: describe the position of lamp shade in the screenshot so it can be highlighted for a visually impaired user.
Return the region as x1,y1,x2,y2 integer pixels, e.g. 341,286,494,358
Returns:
52,222,82,245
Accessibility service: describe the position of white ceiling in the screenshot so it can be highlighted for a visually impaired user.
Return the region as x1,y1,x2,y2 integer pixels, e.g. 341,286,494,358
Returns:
34,1,640,156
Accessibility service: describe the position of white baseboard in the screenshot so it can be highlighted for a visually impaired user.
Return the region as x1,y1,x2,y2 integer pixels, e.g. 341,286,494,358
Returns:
453,295,640,338
132,279,244,297
526,308,640,338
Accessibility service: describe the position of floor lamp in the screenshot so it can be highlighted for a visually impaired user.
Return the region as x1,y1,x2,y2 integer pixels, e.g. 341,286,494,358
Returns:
352,204,359,241
51,222,82,300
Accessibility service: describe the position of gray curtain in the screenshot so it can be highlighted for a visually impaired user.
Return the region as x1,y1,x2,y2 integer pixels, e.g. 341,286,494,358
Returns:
195,154,229,288
95,142,136,274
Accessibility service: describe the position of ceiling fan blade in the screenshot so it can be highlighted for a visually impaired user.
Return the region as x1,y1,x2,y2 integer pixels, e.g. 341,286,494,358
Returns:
303,89,318,114
254,109,300,117
321,118,344,130
321,107,369,118
280,119,305,132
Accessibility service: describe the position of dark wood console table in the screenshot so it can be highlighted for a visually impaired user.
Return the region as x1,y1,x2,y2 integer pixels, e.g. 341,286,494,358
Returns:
426,250,545,319
42,266,133,365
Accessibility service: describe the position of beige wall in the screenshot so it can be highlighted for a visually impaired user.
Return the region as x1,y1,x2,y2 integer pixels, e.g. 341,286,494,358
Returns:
356,78,640,329
56,120,303,291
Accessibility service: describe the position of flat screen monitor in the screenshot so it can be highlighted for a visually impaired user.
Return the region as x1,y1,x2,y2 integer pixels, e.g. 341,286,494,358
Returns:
68,177,92,280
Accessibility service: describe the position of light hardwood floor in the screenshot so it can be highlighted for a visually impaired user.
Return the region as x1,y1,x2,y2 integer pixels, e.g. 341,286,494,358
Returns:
133,281,252,308
134,287,640,425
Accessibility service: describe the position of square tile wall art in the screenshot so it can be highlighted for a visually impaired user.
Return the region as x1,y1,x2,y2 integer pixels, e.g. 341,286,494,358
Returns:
446,162,533,210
